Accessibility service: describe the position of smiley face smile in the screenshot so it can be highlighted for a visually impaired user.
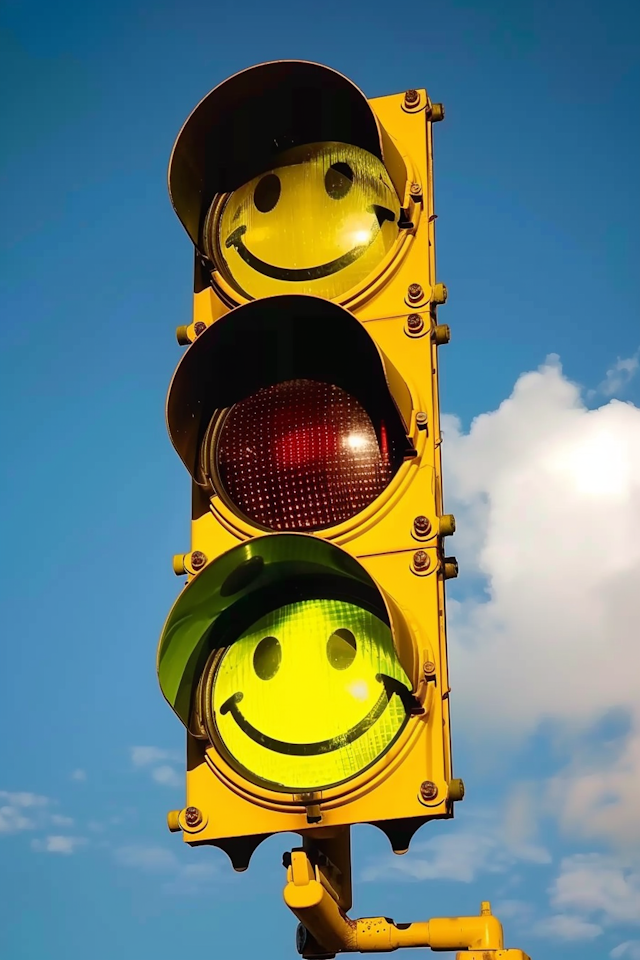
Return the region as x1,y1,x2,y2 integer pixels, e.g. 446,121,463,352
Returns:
219,673,413,756
225,205,395,283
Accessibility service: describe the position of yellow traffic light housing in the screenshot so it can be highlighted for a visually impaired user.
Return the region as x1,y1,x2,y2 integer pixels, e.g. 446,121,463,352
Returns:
158,58,533,960
162,60,458,867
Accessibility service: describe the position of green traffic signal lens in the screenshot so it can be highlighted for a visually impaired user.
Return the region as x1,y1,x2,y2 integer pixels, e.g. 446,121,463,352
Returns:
207,598,411,792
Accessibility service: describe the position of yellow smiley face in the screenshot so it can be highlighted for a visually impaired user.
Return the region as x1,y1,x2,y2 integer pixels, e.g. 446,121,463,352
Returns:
208,142,401,300
209,598,412,791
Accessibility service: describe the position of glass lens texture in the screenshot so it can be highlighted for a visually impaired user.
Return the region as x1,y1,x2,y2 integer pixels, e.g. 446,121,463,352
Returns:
216,379,395,530
212,142,401,300
211,599,411,791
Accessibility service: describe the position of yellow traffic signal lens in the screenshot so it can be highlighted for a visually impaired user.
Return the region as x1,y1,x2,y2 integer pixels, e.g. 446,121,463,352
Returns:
209,142,401,300
208,599,412,791
215,379,399,530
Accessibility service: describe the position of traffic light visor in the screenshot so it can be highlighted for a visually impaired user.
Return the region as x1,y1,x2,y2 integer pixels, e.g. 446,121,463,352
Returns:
168,60,408,250
166,296,414,504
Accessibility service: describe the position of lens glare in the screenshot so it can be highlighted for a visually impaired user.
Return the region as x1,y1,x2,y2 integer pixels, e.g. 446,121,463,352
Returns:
215,379,396,530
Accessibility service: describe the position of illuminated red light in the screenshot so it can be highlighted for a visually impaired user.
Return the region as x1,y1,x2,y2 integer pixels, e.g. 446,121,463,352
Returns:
215,379,396,530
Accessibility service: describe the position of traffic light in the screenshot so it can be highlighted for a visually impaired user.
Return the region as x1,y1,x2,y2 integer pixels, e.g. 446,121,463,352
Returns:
159,60,462,874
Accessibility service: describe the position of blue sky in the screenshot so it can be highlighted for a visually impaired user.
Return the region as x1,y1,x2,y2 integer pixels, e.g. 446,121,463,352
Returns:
1,1,639,958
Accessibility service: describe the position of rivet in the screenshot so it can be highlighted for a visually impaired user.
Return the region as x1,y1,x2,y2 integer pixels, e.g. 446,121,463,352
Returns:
419,780,438,801
406,313,424,334
414,515,432,536
190,550,207,570
413,550,430,571
184,806,202,827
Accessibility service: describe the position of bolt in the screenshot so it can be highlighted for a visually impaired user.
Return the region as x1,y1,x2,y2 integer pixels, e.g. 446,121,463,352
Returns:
432,283,448,305
184,806,202,827
175,325,191,345
194,321,207,337
443,556,459,579
423,660,436,676
429,103,445,122
413,550,430,571
414,515,432,536
416,411,428,429
410,181,422,197
408,282,424,303
404,88,420,107
448,778,465,802
420,780,438,801
166,810,181,833
190,550,207,570
433,323,451,345
439,514,456,538
406,313,424,334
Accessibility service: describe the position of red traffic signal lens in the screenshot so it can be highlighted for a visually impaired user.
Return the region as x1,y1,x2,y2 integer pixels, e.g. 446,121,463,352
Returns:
214,379,398,531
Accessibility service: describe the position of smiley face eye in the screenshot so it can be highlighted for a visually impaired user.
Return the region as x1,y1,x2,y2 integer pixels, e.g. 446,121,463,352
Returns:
253,635,282,680
326,628,357,670
253,174,281,213
324,162,354,200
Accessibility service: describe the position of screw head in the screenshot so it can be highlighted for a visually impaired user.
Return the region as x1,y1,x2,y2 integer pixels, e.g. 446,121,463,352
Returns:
410,181,422,196
415,411,428,429
406,313,424,334
193,321,207,337
408,282,424,303
420,780,438,801
413,550,430,571
404,88,420,107
184,806,202,827
423,660,436,676
414,515,432,536
190,550,207,570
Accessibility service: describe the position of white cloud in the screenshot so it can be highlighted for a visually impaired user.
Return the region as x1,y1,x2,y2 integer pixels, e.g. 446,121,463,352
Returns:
361,806,549,884
152,765,182,787
0,791,49,835
131,746,180,767
130,747,181,788
549,854,640,925
31,835,86,855
492,899,532,921
444,356,640,736
50,814,74,827
115,844,179,872
115,844,219,892
612,941,640,959
440,357,640,857
71,769,86,782
547,729,640,847
534,914,602,940
593,351,639,398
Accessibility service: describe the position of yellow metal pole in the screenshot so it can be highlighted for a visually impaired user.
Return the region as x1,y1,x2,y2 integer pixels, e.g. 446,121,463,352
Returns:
283,850,531,958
